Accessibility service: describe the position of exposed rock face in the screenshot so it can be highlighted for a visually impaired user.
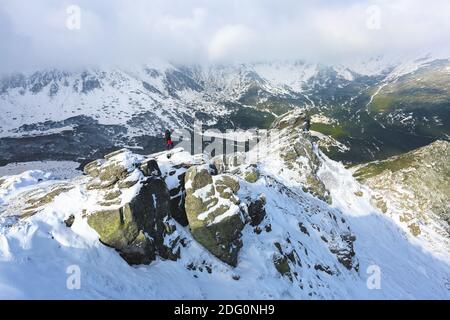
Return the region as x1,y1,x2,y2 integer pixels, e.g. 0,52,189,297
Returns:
184,165,244,266
141,159,162,177
166,164,190,226
64,214,75,227
272,241,299,282
247,195,266,226
270,109,310,131
85,149,142,188
265,109,331,203
354,140,450,236
243,165,260,183
83,159,104,178
329,233,358,271
20,183,74,218
87,177,171,264
84,149,173,265
273,254,291,279
82,148,248,266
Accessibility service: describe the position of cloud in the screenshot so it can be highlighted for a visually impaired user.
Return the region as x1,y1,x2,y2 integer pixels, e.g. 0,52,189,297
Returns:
1,0,450,72
208,25,256,62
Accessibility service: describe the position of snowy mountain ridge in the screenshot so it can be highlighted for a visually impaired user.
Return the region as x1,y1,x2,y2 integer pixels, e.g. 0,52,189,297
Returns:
0,109,449,299
0,54,449,166
0,58,398,137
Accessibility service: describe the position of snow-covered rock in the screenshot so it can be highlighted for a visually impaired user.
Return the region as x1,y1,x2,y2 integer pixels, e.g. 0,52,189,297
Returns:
185,166,244,267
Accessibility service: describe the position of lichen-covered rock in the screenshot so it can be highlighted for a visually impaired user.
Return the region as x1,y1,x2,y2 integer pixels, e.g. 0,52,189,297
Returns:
117,171,141,189
82,149,190,265
84,149,143,191
272,241,296,281
104,148,128,160
408,223,421,237
303,174,330,203
287,136,329,202
103,189,122,201
85,178,110,190
184,165,244,266
215,175,240,204
98,162,130,185
97,149,142,187
83,159,104,178
87,177,171,265
243,165,260,183
186,165,214,190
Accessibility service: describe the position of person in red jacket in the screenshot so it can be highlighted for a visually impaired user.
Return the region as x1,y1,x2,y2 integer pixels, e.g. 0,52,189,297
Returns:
164,129,174,150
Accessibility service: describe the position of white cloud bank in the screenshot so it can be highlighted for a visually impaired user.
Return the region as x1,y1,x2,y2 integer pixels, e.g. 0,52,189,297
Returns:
1,0,450,72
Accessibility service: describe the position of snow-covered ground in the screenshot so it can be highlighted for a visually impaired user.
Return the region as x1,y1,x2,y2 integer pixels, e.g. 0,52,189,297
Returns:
0,161,81,180
0,130,449,299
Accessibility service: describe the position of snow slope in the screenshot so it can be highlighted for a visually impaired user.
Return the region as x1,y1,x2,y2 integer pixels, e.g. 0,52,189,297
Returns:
1,112,449,299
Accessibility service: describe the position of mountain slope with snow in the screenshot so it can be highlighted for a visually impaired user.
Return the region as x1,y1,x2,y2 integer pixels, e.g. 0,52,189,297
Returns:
1,110,449,299
354,140,450,246
0,56,449,165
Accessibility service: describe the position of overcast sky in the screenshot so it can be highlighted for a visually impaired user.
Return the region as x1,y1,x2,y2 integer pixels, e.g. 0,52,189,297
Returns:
1,0,450,72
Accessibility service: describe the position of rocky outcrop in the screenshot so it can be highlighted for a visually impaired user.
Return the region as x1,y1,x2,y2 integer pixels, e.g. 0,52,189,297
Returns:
329,233,358,271
184,165,244,266
354,140,450,236
85,149,141,190
21,183,74,218
83,159,104,177
64,214,75,227
81,149,250,266
243,165,260,183
66,110,361,271
84,149,175,265
87,177,171,264
247,195,266,226
270,109,310,131
140,159,162,177
166,164,190,226
266,109,331,203
272,241,299,282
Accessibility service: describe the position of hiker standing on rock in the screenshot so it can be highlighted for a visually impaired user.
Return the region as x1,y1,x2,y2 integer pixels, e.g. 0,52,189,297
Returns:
164,129,174,150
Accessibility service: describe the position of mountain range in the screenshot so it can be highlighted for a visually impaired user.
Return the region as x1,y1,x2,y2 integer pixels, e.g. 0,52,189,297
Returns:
1,54,449,166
